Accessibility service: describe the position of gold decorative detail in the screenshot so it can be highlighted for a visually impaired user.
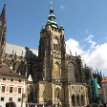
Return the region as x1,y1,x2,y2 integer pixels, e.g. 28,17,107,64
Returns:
53,63,60,78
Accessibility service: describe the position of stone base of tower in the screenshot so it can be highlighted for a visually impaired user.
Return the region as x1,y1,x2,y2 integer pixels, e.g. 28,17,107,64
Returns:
26,81,89,107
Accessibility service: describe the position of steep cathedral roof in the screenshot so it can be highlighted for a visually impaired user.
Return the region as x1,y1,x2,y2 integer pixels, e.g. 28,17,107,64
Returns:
5,43,38,57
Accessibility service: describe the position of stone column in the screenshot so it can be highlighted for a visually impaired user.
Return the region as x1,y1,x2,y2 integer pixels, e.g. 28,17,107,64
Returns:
75,95,77,107
79,95,81,107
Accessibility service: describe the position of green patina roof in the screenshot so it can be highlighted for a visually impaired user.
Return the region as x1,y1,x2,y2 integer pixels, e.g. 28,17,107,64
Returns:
47,6,58,28
60,25,64,30
44,4,64,30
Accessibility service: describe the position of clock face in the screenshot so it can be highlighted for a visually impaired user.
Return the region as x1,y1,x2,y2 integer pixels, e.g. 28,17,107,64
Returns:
53,63,60,78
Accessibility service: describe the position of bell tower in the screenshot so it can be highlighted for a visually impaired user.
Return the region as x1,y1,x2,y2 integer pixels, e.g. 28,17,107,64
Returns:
0,4,6,63
38,3,67,82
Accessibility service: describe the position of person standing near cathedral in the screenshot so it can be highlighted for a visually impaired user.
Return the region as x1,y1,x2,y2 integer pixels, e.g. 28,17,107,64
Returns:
5,102,16,107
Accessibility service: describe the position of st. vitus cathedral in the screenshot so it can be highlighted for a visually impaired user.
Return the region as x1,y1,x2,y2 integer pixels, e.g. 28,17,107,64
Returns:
0,4,89,107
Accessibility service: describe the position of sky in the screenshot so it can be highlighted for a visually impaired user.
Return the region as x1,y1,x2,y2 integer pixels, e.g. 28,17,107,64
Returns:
0,0,107,75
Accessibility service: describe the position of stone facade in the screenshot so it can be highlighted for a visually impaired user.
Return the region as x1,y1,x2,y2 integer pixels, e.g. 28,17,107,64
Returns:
38,22,66,81
0,4,89,107
26,82,88,107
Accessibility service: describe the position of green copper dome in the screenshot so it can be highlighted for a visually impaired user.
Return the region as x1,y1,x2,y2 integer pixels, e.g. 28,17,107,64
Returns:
47,6,58,28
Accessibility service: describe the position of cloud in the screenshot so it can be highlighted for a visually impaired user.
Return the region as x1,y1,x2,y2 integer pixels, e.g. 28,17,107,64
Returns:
83,43,107,71
85,34,97,49
66,38,83,55
66,35,107,75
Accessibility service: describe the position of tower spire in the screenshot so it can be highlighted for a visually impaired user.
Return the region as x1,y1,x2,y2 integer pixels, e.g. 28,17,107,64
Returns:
46,0,58,28
0,4,6,20
50,0,54,13
0,4,6,63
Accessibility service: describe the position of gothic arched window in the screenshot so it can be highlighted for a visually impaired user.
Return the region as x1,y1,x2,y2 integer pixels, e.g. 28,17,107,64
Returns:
67,63,75,82
53,37,59,51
